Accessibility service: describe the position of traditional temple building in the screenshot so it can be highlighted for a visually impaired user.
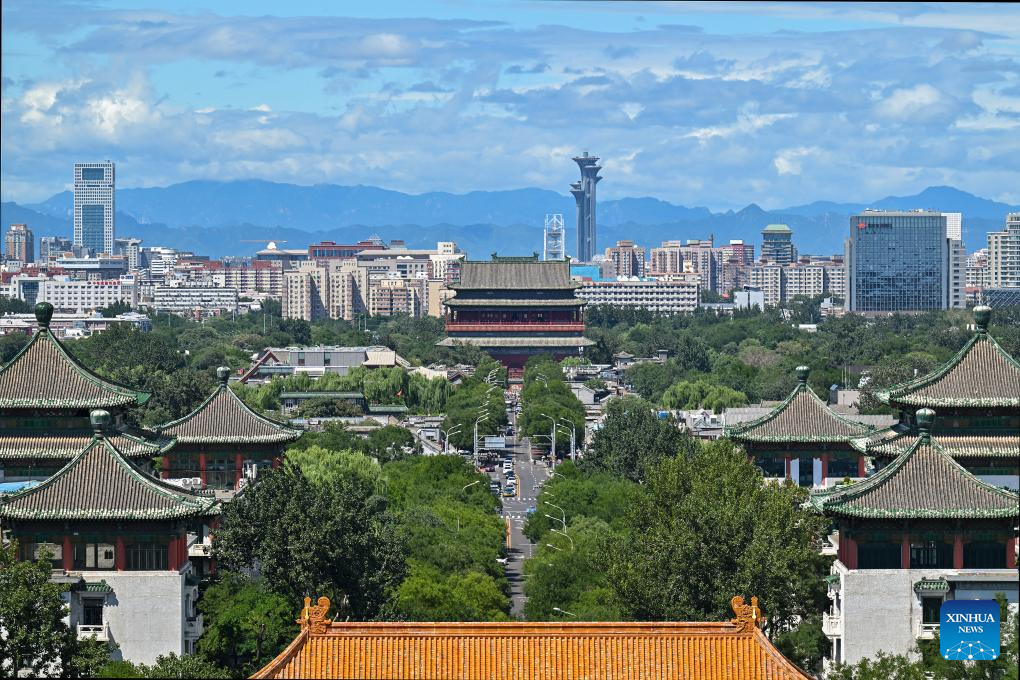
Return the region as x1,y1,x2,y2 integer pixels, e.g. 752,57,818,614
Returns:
850,306,1020,489
157,366,301,490
811,408,1018,669
253,594,810,679
725,366,874,487
0,410,220,664
0,302,167,483
437,256,593,372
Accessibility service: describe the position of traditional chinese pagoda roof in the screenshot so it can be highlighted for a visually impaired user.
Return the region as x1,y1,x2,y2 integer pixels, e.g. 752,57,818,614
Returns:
725,367,873,443
0,303,150,409
158,367,301,445
437,336,595,348
252,595,810,680
850,426,1019,459
810,409,1019,520
876,306,1020,409
0,411,218,521
444,297,585,307
451,258,580,291
0,429,176,460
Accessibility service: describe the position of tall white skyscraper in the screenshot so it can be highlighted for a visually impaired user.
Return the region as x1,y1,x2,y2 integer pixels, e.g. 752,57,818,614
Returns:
74,161,115,255
943,212,962,240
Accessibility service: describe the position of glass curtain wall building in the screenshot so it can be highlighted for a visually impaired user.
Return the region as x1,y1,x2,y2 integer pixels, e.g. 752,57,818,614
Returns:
73,161,115,255
846,210,949,312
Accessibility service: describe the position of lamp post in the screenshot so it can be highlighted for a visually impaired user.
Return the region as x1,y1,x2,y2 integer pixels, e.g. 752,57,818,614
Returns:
473,413,489,469
556,422,576,462
543,501,567,528
551,527,574,550
539,412,556,466
440,425,462,455
553,607,577,618
462,480,481,495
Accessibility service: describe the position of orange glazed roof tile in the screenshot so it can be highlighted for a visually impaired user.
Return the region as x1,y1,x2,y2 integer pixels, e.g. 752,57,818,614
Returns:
251,596,810,680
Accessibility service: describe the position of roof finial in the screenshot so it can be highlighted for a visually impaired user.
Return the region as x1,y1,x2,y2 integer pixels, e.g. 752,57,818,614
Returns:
916,408,935,439
795,365,810,385
730,595,764,633
216,366,231,385
973,305,991,334
297,596,332,634
35,301,54,329
90,409,112,434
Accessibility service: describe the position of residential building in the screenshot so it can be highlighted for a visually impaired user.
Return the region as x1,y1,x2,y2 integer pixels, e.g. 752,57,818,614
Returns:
36,276,138,312
576,278,699,314
987,213,1020,288
943,212,962,240
115,238,144,271
252,596,810,679
604,240,646,277
845,211,956,312
0,409,218,663
966,249,989,288
679,239,717,292
818,307,1020,668
241,345,410,383
726,366,872,486
748,262,844,306
5,223,33,263
254,241,308,269
152,284,238,316
38,236,75,265
649,240,682,275
308,239,385,261
438,256,594,370
208,260,284,298
54,255,128,282
157,367,300,490
749,263,783,306
0,311,150,338
73,161,115,255
761,224,796,264
719,239,755,266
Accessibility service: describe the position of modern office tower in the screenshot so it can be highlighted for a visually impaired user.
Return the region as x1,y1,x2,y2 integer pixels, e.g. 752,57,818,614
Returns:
943,212,962,240
987,213,1020,288
543,214,566,261
570,152,601,262
4,223,33,263
74,161,115,255
761,224,796,264
604,240,646,277
845,210,954,312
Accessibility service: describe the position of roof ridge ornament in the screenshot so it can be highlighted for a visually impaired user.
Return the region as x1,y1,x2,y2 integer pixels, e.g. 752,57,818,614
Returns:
795,365,810,385
730,595,764,633
35,301,54,329
298,596,332,634
916,407,935,441
90,409,112,435
216,366,230,385
973,305,991,334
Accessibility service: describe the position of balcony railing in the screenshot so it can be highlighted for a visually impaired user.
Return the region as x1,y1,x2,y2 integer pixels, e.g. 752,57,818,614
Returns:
445,322,585,332
184,614,204,638
822,613,842,638
917,622,939,640
77,623,109,641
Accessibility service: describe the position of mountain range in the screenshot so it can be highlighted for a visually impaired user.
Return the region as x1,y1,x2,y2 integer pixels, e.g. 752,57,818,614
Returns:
3,182,1015,259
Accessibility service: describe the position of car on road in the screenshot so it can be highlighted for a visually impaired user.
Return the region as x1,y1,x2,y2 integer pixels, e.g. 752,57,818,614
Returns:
489,481,501,493
526,507,536,515
502,485,516,497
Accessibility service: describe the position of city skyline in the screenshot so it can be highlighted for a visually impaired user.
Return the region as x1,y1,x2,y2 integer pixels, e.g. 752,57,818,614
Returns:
3,1,1019,209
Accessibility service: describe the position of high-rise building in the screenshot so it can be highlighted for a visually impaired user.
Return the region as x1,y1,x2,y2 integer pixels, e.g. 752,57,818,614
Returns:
570,152,601,262
987,213,1020,289
38,236,75,265
761,224,796,264
943,212,962,240
679,239,717,292
649,240,682,275
604,240,646,277
845,210,957,312
74,161,115,255
4,223,33,263
543,214,566,261
966,249,989,289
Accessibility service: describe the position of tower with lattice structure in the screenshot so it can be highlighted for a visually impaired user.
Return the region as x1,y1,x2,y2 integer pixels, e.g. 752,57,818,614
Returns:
543,214,565,261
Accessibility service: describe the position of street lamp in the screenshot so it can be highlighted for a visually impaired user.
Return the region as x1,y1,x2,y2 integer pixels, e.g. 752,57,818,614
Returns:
545,543,563,551
543,514,567,532
543,501,567,527
462,480,481,495
553,607,577,618
473,414,489,468
440,425,462,455
551,528,575,550
556,422,576,462
539,412,557,466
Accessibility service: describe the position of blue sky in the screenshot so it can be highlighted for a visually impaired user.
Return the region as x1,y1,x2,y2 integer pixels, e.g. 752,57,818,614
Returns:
2,1,1019,208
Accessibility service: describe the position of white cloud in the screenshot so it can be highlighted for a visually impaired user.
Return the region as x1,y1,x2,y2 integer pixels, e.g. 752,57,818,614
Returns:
773,146,820,176
874,84,943,120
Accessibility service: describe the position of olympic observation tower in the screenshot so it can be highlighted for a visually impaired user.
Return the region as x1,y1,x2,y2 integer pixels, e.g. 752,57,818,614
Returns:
570,152,602,262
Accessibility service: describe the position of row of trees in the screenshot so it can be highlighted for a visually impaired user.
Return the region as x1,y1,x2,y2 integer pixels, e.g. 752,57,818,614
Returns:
441,358,508,450
517,357,586,457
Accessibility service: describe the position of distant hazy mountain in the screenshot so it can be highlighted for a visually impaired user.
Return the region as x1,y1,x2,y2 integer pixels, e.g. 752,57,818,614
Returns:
5,181,1015,259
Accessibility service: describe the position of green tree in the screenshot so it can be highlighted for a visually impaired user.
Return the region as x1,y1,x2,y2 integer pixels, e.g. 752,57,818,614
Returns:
285,445,384,489
523,462,639,542
0,542,77,676
102,653,232,679
601,440,829,633
197,572,297,676
583,395,697,482
297,396,364,418
393,565,509,621
213,465,407,619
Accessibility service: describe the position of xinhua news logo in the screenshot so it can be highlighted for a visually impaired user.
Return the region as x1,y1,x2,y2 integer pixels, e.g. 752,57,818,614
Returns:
940,600,1000,660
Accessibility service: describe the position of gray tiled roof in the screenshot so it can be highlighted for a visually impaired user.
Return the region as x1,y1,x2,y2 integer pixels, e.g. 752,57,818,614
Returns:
0,431,175,460
0,329,149,409
0,436,218,520
159,383,301,445
810,434,1019,519
726,383,872,443
851,427,1020,459
445,297,584,307
453,260,579,290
